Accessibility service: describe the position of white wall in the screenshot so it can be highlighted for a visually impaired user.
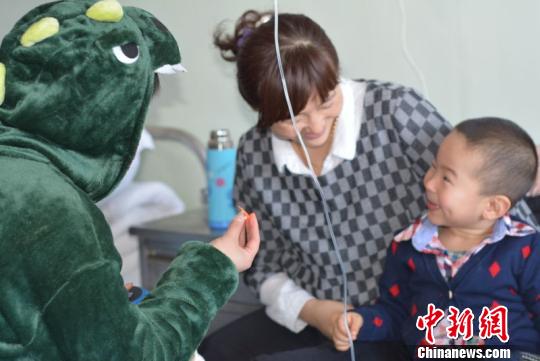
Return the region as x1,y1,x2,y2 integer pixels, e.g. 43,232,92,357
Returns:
2,1,540,208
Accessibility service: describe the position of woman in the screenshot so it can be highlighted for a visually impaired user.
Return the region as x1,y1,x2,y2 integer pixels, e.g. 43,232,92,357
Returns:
199,10,537,361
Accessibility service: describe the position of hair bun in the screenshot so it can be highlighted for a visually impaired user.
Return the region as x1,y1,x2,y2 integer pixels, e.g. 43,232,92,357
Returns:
214,10,272,62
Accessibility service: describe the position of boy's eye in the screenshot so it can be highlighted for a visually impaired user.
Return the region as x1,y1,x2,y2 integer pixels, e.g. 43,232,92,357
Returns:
443,175,451,183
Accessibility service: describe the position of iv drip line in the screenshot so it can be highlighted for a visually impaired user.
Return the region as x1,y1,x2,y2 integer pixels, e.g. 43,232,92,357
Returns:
397,0,430,98
272,1,356,360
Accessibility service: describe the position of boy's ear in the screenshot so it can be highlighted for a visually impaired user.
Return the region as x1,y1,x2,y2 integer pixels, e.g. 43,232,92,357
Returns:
483,195,512,220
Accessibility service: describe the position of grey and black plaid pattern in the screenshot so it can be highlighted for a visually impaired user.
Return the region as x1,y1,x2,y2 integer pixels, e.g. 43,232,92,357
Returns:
235,80,538,307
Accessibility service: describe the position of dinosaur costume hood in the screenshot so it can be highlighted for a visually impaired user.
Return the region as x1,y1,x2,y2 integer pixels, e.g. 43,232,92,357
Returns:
0,2,238,360
0,0,182,201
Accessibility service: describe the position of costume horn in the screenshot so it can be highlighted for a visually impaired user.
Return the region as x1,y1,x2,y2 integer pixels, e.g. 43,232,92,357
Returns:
20,17,60,47
0,63,5,105
86,0,124,23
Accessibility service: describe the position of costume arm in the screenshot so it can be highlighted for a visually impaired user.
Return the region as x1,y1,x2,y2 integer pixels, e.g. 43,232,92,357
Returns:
354,241,413,341
42,241,238,361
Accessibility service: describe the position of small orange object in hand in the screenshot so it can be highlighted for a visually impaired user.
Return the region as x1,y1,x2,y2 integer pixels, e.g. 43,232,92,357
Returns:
238,206,250,218
238,206,255,246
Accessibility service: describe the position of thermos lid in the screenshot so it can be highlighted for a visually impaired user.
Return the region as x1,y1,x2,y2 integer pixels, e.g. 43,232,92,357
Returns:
208,129,234,149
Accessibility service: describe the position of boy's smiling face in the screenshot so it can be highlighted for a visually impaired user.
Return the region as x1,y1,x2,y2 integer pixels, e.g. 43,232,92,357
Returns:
423,130,491,229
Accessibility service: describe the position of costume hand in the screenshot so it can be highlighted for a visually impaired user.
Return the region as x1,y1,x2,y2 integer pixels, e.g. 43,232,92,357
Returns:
332,311,363,351
299,299,352,339
211,212,260,272
527,144,540,196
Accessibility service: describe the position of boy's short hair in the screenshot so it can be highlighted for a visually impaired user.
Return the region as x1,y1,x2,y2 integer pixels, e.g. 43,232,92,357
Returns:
455,117,538,206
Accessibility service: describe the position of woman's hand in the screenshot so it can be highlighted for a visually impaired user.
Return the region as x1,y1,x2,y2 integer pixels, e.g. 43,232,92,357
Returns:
331,311,363,351
211,212,260,272
299,299,351,339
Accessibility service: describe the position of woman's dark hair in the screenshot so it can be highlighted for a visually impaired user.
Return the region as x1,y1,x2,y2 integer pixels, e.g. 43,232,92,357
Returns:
214,10,340,129
455,117,538,206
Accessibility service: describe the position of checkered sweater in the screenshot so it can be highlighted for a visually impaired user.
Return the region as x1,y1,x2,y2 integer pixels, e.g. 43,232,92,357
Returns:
234,80,537,306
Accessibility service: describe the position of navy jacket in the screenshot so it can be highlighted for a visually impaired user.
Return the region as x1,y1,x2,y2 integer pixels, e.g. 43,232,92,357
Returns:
355,217,540,354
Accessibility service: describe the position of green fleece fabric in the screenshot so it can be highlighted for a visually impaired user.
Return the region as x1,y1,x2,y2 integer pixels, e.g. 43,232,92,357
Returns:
0,1,239,360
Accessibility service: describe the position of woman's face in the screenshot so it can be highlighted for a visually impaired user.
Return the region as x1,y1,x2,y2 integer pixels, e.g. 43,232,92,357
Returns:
270,85,343,149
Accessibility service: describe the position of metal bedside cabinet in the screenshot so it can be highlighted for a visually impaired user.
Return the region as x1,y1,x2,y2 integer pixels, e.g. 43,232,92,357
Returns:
130,209,261,334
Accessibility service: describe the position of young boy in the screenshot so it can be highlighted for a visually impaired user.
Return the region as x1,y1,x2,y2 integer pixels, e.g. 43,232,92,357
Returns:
331,117,540,359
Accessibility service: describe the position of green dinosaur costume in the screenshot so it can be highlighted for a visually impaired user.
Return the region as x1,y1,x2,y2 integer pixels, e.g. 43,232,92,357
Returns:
0,1,238,360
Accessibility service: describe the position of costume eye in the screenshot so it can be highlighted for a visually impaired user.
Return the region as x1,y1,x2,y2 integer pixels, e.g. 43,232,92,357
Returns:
112,42,139,64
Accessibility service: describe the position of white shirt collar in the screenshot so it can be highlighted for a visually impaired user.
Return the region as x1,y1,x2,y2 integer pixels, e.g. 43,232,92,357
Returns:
271,79,362,175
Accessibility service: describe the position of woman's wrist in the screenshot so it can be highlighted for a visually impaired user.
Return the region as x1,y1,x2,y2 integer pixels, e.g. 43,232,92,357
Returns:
300,299,353,338
298,298,320,327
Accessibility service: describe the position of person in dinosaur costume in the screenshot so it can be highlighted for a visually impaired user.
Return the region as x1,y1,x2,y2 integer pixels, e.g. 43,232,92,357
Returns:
0,1,260,360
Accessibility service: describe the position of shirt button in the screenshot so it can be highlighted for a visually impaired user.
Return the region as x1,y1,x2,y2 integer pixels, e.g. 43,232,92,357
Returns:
449,290,453,299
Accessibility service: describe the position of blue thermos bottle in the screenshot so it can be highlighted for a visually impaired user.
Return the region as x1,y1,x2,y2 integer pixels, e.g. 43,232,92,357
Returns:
206,129,237,230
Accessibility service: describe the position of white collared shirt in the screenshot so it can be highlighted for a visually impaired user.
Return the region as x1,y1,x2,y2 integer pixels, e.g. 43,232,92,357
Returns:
261,79,366,333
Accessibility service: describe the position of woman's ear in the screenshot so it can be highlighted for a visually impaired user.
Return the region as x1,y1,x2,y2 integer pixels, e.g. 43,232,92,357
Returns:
483,195,512,220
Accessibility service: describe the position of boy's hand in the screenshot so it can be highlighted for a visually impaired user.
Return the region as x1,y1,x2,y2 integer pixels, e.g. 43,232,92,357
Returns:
211,212,260,272
331,311,363,352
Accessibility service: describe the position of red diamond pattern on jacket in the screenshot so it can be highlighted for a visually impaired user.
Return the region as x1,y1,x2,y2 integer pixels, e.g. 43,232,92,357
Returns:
407,258,416,271
411,303,417,316
489,261,501,278
522,245,531,259
490,300,500,309
391,241,398,255
373,316,383,327
509,288,517,296
389,284,400,298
